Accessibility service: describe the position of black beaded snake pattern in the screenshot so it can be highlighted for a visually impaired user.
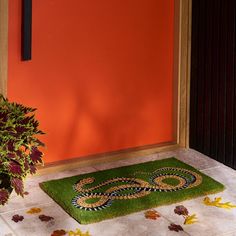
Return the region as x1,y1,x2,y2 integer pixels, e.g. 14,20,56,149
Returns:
71,167,202,211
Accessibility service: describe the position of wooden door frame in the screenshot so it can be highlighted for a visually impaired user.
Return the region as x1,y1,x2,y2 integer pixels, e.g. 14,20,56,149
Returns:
176,0,192,148
0,1,192,169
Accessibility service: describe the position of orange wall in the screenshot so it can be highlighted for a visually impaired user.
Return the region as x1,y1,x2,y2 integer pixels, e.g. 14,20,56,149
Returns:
8,0,175,163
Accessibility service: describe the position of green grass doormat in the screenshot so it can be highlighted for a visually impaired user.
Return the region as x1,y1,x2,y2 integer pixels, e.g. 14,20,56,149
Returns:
40,157,225,224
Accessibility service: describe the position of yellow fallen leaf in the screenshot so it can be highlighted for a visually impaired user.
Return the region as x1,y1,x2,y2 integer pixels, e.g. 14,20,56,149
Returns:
68,228,91,236
184,214,198,225
26,207,42,214
203,197,236,210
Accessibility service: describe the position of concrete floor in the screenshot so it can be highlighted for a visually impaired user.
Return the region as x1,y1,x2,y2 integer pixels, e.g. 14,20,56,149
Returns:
1,148,236,236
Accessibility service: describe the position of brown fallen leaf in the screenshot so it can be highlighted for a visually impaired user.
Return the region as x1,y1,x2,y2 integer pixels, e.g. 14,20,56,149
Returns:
47,220,56,227
144,209,160,220
174,205,189,216
174,205,198,225
168,223,184,232
38,214,54,222
26,207,42,214
12,214,24,223
51,229,67,236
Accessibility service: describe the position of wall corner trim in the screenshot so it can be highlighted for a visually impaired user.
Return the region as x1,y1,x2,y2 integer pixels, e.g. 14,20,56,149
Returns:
177,0,192,148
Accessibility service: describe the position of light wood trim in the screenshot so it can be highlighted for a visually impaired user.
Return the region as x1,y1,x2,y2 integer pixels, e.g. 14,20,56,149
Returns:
0,0,8,97
177,0,192,148
37,142,179,175
172,0,180,142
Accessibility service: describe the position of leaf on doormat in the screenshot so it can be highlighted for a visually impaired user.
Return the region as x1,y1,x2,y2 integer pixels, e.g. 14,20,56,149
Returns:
203,197,236,210
24,191,29,195
174,205,189,216
144,209,161,220
38,214,54,222
12,214,24,223
51,229,67,236
68,228,91,236
184,214,198,225
26,207,42,214
168,223,183,232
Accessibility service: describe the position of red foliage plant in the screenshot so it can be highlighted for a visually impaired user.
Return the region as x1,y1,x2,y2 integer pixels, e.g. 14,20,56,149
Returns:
0,95,45,205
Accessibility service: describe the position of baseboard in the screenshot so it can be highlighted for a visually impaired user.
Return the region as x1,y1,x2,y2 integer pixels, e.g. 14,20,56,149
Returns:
36,142,179,176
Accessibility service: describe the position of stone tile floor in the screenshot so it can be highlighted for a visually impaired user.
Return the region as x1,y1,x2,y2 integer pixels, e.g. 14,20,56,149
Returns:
1,148,236,236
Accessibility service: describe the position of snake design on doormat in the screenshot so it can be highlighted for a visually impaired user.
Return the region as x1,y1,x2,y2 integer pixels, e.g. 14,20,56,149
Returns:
71,167,202,211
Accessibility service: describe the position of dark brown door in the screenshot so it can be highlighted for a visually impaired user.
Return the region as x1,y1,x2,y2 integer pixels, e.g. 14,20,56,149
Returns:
190,0,236,169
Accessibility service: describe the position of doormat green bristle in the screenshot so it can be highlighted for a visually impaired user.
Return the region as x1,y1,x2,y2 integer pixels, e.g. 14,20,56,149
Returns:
40,157,224,224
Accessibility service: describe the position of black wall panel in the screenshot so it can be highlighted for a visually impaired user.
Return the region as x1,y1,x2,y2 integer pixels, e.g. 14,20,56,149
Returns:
190,0,236,169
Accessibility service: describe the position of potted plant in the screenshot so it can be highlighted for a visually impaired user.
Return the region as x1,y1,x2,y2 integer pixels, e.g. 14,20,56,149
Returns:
0,94,45,205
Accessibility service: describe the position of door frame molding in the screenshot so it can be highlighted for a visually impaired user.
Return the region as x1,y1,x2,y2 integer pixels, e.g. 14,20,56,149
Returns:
0,1,192,168
176,0,192,148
